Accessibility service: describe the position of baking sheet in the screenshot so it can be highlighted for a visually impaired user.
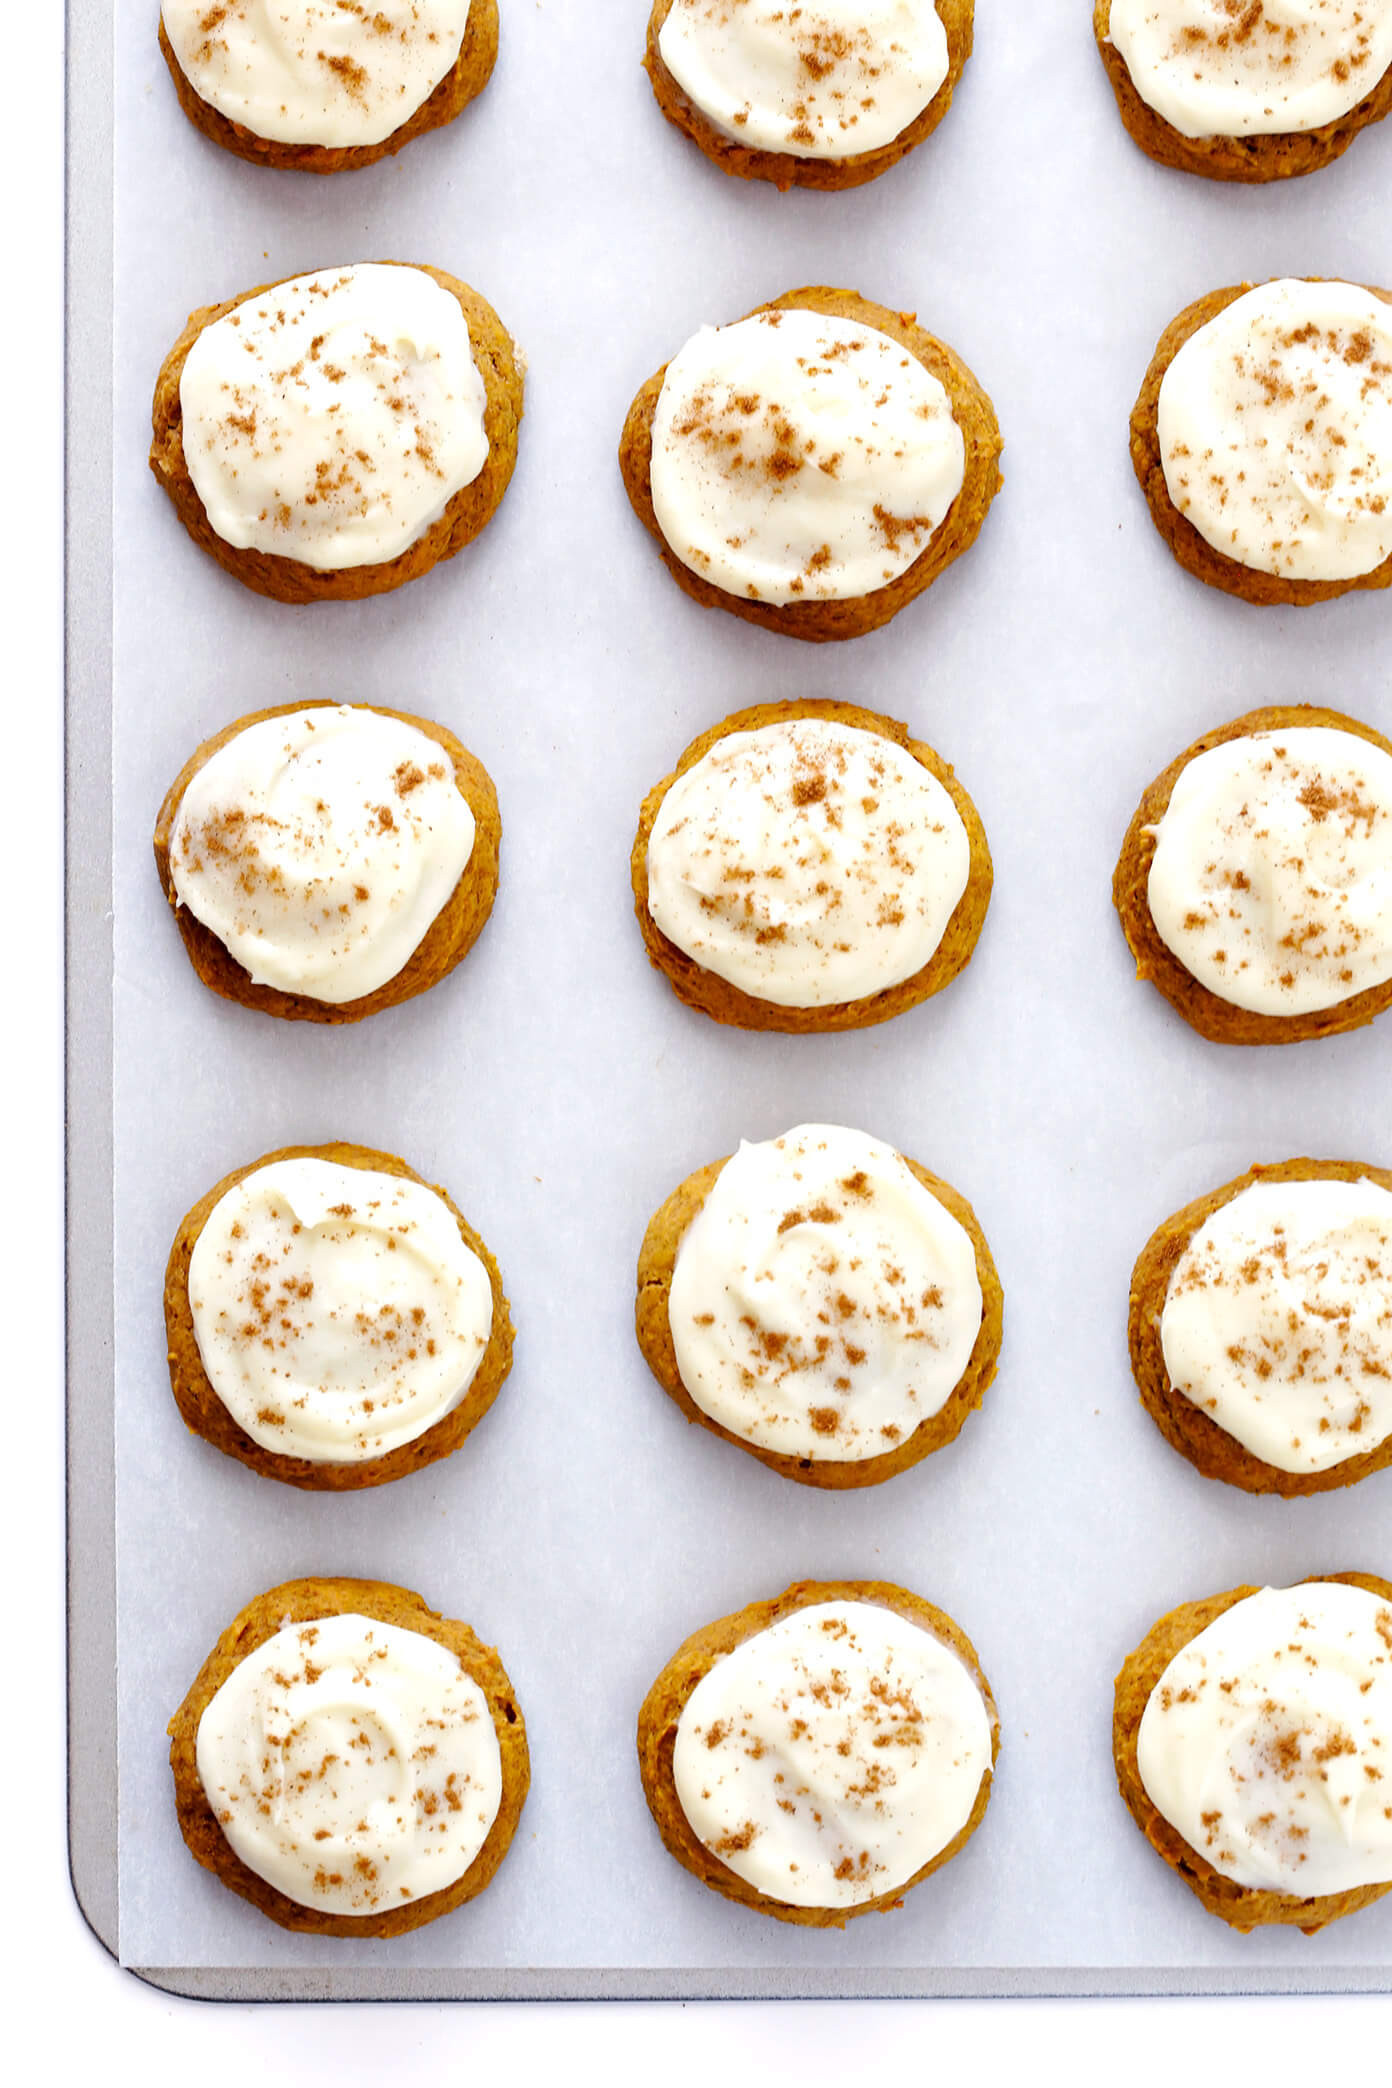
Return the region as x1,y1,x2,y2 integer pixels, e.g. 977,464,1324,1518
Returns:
75,0,1392,1995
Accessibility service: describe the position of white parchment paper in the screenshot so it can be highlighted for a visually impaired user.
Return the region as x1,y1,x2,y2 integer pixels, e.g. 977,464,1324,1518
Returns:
111,0,1392,1979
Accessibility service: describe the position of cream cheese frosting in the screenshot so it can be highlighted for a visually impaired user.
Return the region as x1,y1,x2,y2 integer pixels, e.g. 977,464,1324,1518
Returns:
161,2,473,149
1107,1,1392,139
1161,1177,1392,1473
673,1599,992,1909
178,263,489,572
1136,1581,1392,1896
1145,727,1392,1015
647,718,971,1008
1156,279,1392,583
196,1611,502,1915
649,308,965,605
656,0,951,159
170,706,476,1005
668,1123,982,1461
187,1156,494,1462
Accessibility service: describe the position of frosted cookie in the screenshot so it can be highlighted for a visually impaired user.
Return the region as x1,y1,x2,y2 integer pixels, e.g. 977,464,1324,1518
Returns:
164,1142,514,1490
154,702,500,1024
149,261,523,604
1129,1158,1392,1496
1113,706,1392,1044
168,1576,528,1936
635,1122,1002,1487
1113,1575,1392,1932
619,287,1002,642
1095,1,1392,182
632,700,991,1032
643,0,974,191
159,2,499,173
1130,278,1392,605
637,1578,998,1927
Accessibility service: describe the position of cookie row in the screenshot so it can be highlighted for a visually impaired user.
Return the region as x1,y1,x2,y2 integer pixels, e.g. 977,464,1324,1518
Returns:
154,696,1392,1045
170,1569,1392,1941
162,1129,997,1491
160,5,1392,188
149,263,1392,615
159,1130,1392,1501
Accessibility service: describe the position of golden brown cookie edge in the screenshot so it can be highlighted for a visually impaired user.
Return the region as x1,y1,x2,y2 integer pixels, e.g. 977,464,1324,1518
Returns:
636,1576,998,1927
634,1142,1002,1487
618,285,1002,643
158,0,499,173
1128,1156,1392,1497
1112,704,1392,1045
1113,1572,1392,1933
631,698,992,1032
642,0,974,191
167,1573,529,1937
1093,0,1392,184
153,700,501,1024
164,1141,515,1490
1129,279,1392,606
149,259,524,604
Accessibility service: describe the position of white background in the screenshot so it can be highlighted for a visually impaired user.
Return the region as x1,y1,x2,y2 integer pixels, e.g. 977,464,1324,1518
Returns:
7,2,1392,2075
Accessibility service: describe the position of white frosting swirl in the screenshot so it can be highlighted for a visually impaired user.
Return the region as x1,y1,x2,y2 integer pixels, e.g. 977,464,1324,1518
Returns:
1137,1582,1392,1896
1156,279,1392,583
1146,727,1392,1015
656,0,951,159
179,263,489,572
668,1124,983,1462
196,1611,502,1915
673,1599,992,1910
170,706,477,1005
1161,1177,1392,1474
188,1155,494,1462
162,1,473,148
1108,1,1392,139
649,308,965,606
647,718,971,1008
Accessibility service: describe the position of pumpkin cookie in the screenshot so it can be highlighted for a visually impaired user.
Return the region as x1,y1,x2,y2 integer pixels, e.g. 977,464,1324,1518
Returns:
159,1,499,173
1129,277,1392,605
150,261,523,604
1113,705,1392,1044
1129,1158,1392,1496
644,0,973,191
635,1122,1002,1487
1114,1575,1392,1932
154,702,501,1024
164,1142,514,1490
1095,0,1392,183
169,1575,528,1936
619,287,1001,642
632,700,991,1032
637,1578,998,1927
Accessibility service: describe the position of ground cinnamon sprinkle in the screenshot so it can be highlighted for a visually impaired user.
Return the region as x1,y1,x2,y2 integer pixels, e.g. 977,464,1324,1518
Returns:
321,50,371,100
681,2,905,143
193,2,232,64
713,1821,759,1855
1168,0,1377,73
